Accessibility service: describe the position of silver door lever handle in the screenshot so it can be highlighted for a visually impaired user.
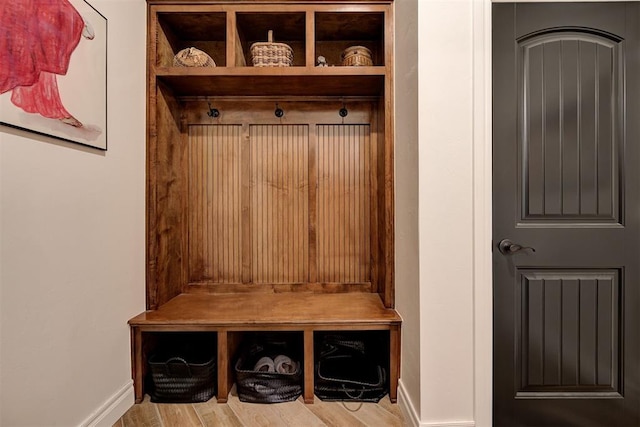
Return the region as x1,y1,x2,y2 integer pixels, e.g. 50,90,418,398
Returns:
498,239,536,255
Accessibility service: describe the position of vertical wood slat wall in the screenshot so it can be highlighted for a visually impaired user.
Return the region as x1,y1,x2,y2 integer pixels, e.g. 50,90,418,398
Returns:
187,123,372,285
317,124,371,283
189,125,243,283
251,125,310,283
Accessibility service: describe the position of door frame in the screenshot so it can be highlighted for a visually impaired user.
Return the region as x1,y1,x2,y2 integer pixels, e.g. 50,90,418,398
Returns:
473,1,492,426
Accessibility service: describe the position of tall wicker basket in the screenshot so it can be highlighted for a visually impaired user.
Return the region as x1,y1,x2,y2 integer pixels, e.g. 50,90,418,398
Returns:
250,30,293,67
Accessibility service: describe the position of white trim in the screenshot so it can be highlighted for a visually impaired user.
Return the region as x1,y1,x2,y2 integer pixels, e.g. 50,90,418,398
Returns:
400,379,476,427
421,422,476,427
472,1,493,427
492,0,622,2
398,379,420,427
78,381,134,427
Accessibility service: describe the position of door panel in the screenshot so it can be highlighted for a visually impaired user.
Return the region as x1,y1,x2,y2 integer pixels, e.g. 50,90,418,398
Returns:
493,3,640,426
516,270,621,397
520,33,621,223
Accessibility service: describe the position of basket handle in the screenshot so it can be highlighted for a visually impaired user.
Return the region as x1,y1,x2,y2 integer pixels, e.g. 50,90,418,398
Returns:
165,357,192,377
342,384,365,400
268,30,273,43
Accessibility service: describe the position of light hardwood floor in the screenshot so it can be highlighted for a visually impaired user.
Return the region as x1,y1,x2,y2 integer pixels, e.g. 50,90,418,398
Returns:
113,390,406,427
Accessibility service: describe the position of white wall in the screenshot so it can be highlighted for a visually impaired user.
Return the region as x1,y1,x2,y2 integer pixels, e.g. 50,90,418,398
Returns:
0,0,146,425
418,0,476,423
394,0,422,421
396,0,481,426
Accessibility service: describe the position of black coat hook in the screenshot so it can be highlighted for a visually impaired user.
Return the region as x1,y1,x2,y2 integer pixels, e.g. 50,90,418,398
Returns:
207,102,219,118
275,103,284,118
339,101,348,117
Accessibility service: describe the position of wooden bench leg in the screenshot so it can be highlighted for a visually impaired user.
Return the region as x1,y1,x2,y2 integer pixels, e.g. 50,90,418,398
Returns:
131,327,144,403
389,325,401,403
304,329,315,404
217,330,229,403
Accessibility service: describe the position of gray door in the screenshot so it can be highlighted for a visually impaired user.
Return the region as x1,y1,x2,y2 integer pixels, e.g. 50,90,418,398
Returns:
493,3,640,426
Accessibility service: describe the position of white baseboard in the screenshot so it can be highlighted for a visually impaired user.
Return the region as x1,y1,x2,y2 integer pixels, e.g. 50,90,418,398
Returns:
398,379,476,427
78,381,134,427
398,379,420,427
421,422,475,427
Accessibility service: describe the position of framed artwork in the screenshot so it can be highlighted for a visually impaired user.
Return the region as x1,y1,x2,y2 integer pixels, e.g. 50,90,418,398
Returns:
0,0,107,150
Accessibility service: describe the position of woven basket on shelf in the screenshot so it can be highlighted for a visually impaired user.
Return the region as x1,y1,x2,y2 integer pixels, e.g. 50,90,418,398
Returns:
341,46,373,67
173,47,216,67
250,30,293,67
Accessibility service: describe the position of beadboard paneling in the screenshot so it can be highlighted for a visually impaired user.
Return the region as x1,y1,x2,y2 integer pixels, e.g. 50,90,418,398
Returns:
317,124,371,283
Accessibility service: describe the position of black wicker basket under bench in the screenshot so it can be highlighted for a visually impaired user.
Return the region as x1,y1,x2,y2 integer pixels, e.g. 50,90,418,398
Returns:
129,293,401,404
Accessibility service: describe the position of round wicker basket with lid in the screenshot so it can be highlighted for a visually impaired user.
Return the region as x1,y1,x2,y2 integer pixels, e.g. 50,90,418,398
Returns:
341,46,373,66
173,47,216,67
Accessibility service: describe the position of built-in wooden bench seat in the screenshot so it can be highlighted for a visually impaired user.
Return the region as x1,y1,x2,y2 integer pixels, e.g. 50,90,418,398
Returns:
129,292,401,404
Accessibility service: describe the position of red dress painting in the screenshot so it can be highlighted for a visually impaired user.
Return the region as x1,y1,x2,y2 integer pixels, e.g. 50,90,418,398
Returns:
0,0,87,127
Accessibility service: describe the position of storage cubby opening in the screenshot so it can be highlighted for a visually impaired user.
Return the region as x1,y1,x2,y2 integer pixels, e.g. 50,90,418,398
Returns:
142,332,218,401
157,12,227,67
236,12,306,67
143,332,217,366
314,331,389,361
232,331,305,403
314,330,391,384
233,331,304,370
314,330,390,402
314,12,385,67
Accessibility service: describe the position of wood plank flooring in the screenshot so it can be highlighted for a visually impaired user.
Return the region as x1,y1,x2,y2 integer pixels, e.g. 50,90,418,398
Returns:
114,390,406,427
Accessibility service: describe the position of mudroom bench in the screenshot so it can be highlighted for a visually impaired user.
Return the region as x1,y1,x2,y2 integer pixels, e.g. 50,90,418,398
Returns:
129,292,401,403
132,0,399,406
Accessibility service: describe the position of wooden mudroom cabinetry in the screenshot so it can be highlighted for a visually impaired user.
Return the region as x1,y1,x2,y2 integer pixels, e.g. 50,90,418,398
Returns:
129,0,400,404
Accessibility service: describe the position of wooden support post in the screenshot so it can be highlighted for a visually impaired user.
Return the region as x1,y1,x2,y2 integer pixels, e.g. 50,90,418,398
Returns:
306,10,315,67
304,329,315,403
131,327,144,403
389,325,401,403
217,330,229,403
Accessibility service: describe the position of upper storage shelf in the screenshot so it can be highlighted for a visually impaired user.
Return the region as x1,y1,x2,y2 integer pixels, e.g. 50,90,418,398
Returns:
236,12,306,67
156,12,228,67
149,1,392,97
315,12,385,67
